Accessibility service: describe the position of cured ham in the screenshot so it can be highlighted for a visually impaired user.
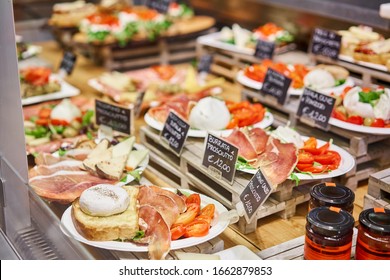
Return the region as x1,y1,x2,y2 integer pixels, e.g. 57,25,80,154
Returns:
255,137,298,187
138,205,171,260
244,127,269,154
29,170,115,204
147,185,186,213
29,160,82,178
138,186,180,227
224,128,258,161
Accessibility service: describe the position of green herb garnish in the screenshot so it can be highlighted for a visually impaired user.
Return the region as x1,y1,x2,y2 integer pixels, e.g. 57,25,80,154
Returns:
129,169,142,183
82,110,94,127
289,172,300,186
132,230,145,241
58,148,67,157
334,79,346,87
358,90,384,106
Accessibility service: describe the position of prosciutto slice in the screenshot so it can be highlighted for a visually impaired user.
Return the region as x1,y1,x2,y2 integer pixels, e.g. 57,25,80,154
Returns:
29,160,82,178
244,127,269,154
138,205,171,260
148,185,186,213
29,170,115,204
138,186,180,227
255,137,298,187
224,129,258,161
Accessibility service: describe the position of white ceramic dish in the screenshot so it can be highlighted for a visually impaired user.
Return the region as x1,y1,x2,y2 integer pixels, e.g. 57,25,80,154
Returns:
22,74,80,106
338,54,388,72
60,189,230,252
236,136,355,180
214,245,262,260
329,117,390,135
144,111,274,138
20,45,42,60
236,70,355,96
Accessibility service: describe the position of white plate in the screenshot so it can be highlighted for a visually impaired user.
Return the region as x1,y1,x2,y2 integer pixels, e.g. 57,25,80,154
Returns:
60,189,230,252
144,111,274,138
339,54,389,72
214,245,262,260
329,117,390,135
236,70,355,96
22,74,80,106
237,136,355,180
197,32,254,56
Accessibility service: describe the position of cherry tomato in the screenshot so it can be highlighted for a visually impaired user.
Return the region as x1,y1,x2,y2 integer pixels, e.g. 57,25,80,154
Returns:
171,224,186,240
346,115,364,125
35,118,49,126
38,108,52,119
371,118,385,128
172,203,200,227
200,204,215,219
183,220,210,238
50,119,69,126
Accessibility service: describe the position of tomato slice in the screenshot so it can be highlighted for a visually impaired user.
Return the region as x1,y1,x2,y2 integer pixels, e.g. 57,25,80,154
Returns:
184,220,210,238
200,204,215,219
297,151,314,164
186,194,201,207
346,115,364,125
50,119,69,126
313,153,335,165
171,224,186,240
296,163,313,171
38,108,52,119
172,203,200,227
194,215,212,224
303,137,317,149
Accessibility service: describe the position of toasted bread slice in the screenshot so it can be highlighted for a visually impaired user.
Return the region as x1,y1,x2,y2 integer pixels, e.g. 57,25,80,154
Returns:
71,185,139,241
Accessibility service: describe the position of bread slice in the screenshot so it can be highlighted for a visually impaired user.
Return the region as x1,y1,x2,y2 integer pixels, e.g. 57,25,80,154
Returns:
71,185,139,241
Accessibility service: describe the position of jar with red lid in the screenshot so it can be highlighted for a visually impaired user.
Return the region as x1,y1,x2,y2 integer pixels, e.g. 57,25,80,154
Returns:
355,208,390,260
309,182,355,214
304,206,355,260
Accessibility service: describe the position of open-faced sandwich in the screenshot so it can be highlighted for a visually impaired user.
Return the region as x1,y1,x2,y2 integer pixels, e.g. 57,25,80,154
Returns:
20,67,61,98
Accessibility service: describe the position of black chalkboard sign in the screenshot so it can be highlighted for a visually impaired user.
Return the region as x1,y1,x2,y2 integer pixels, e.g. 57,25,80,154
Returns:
95,100,132,135
160,111,190,155
240,169,273,221
297,88,336,128
310,28,342,60
254,40,275,60
197,54,213,73
133,91,146,118
261,68,292,105
59,51,77,75
202,133,239,184
146,0,172,13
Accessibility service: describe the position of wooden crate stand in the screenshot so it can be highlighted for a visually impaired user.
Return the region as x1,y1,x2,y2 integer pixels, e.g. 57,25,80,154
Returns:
72,28,216,71
367,168,390,202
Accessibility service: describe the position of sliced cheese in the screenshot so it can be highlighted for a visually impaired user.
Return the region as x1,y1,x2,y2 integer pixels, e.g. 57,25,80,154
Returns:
109,136,135,158
126,149,149,170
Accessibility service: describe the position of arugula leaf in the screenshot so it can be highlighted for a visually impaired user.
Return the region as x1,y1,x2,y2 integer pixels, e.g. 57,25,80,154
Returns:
87,30,110,42
129,169,142,183
87,131,93,140
289,172,300,186
58,148,67,157
32,152,39,158
132,230,145,241
82,110,94,127
334,79,346,87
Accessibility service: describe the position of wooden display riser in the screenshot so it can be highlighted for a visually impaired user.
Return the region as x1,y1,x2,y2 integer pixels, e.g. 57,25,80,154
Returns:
72,28,216,71
241,88,390,191
257,228,358,260
364,168,390,209
140,125,328,234
112,237,224,260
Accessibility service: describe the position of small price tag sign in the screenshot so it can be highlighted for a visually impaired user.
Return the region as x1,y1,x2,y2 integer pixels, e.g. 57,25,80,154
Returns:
297,88,336,129
310,28,341,60
197,54,213,73
254,39,275,60
133,91,146,118
59,51,77,75
95,99,133,135
202,133,238,185
160,111,190,155
261,68,292,105
240,169,273,221
146,0,172,14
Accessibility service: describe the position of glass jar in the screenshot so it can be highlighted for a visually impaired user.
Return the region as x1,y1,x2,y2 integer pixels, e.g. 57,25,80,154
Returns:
355,208,390,260
309,182,355,214
304,206,355,260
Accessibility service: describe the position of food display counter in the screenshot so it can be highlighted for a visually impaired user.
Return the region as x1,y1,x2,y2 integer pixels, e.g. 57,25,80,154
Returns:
1,0,390,261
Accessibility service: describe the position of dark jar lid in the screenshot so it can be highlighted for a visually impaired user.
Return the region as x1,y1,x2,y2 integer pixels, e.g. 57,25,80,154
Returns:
307,206,355,237
359,208,390,235
310,182,355,208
